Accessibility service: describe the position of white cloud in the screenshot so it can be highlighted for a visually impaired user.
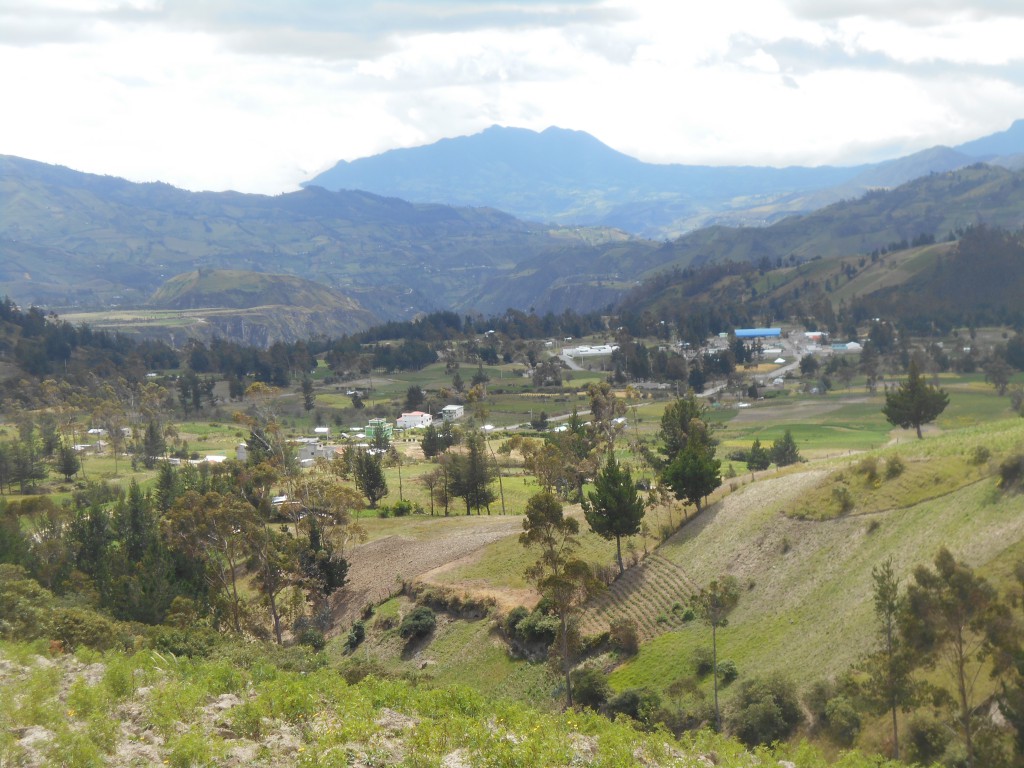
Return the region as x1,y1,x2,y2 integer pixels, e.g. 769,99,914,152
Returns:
2,0,1024,193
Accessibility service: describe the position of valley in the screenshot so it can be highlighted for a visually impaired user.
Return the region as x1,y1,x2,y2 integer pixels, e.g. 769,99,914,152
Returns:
5,119,1024,767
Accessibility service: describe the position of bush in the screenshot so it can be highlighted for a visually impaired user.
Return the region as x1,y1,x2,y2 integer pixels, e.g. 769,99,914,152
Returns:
824,694,861,746
856,456,878,484
718,659,738,684
297,628,326,652
832,485,854,514
148,626,220,658
344,621,366,652
906,715,952,766
515,610,559,646
571,667,611,711
692,646,714,677
399,605,436,640
999,454,1024,491
47,607,125,652
609,617,639,656
391,499,414,517
969,445,992,466
504,606,529,637
884,454,905,478
728,674,803,747
607,687,662,729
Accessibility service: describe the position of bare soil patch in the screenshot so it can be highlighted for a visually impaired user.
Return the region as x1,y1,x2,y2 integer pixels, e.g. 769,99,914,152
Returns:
331,516,523,629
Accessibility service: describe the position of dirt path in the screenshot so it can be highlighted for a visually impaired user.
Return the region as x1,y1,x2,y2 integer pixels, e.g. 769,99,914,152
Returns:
331,515,524,629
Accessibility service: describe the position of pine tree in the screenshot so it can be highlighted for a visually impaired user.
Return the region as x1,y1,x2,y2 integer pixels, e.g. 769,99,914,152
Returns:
582,454,646,575
882,360,949,439
770,429,801,467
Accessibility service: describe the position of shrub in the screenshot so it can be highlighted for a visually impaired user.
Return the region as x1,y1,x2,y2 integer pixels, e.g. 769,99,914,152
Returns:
831,485,854,514
718,659,738,684
856,456,878,484
571,667,611,711
824,694,861,746
399,605,436,640
515,610,559,646
609,617,640,656
344,621,366,652
47,608,123,652
230,700,267,740
148,626,219,658
504,606,529,636
999,454,1024,491
692,646,714,677
884,454,905,479
297,628,326,652
391,499,414,517
607,688,662,729
969,445,992,466
728,674,803,747
906,715,952,766
166,728,224,768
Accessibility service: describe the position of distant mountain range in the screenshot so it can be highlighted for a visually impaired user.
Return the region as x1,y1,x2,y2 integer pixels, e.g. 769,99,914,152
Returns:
305,122,1024,238
5,121,1024,345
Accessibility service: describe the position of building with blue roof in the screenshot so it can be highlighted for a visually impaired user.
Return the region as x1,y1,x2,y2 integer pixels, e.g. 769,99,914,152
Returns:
735,328,782,339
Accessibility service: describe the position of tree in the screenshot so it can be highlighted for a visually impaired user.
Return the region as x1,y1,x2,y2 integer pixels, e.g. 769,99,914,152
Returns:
770,429,801,467
449,433,497,514
984,356,1014,397
420,424,444,458
352,449,388,509
404,385,425,412
746,439,771,471
882,360,949,439
248,522,300,644
581,454,646,575
659,394,713,466
301,378,315,411
864,557,915,761
690,576,740,731
162,490,259,635
141,419,166,469
519,491,601,708
586,381,626,448
730,675,803,747
56,443,80,481
663,440,721,514
900,547,1000,768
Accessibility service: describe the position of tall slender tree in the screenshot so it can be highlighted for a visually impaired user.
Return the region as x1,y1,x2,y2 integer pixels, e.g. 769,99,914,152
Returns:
520,491,601,708
690,576,740,731
864,557,915,761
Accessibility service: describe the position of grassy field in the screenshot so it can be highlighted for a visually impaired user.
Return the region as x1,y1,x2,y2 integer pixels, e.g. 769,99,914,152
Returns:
606,418,1024,718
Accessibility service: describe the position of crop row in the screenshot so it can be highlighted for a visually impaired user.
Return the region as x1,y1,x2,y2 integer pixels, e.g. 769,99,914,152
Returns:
582,554,695,641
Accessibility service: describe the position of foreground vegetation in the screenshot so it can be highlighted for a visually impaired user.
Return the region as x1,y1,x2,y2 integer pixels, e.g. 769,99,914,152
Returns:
0,638,907,768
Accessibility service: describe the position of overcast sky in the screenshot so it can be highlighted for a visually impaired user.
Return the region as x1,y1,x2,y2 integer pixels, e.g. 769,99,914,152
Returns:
3,0,1024,194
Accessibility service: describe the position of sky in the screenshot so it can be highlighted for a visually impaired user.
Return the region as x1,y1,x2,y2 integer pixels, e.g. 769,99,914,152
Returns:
3,0,1024,195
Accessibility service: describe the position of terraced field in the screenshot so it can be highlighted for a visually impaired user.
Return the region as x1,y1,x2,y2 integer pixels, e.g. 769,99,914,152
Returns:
581,552,698,641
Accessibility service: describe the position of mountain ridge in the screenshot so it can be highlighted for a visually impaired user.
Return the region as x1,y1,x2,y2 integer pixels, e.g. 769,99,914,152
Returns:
305,123,1024,237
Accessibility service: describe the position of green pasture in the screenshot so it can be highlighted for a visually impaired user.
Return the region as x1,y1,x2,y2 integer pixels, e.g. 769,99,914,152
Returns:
609,419,1024,708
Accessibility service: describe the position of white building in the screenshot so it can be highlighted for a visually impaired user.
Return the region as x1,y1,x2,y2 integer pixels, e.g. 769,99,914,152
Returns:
397,411,433,430
441,404,464,422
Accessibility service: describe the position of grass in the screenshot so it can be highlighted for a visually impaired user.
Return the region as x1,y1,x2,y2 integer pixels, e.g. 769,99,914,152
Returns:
609,419,1024,713
0,639,905,767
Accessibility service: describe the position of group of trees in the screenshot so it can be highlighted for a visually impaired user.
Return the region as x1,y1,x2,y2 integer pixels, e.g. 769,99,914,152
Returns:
852,547,1024,767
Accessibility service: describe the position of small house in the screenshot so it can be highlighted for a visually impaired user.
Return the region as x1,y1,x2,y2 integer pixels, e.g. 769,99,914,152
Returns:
396,411,433,430
441,405,464,422
365,418,394,441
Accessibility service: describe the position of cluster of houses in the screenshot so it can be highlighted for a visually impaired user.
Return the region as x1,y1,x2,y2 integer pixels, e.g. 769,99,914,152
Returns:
234,403,465,468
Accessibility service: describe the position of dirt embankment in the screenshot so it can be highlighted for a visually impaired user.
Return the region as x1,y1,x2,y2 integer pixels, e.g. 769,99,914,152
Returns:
331,516,524,629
